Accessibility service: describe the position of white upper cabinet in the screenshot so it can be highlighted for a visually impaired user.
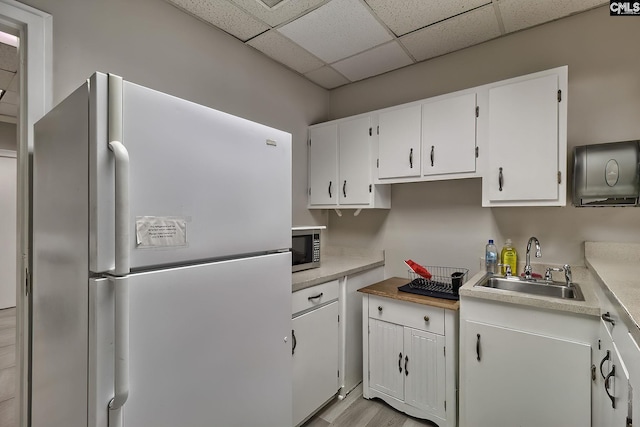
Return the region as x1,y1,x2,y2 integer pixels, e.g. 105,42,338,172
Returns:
308,116,390,209
308,124,338,206
339,116,374,205
378,104,422,180
422,93,477,177
482,66,568,207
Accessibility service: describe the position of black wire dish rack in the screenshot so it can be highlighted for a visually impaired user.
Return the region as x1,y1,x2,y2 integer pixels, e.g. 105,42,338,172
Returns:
399,266,469,301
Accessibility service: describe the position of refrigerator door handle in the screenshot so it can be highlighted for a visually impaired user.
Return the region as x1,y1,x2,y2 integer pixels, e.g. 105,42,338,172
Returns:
107,139,130,426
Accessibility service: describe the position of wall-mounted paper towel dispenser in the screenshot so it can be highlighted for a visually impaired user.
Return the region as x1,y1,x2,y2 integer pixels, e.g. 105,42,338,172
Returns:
573,140,640,206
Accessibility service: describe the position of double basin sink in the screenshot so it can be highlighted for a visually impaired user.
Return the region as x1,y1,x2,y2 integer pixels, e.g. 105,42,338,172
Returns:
475,274,584,301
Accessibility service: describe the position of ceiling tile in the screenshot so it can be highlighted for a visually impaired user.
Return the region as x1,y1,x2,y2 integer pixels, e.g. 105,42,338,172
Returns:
332,41,413,82
247,29,325,74
0,43,17,72
7,73,17,92
0,103,17,116
0,70,13,89
366,0,490,36
498,0,608,33
167,0,269,41
228,0,327,27
401,5,501,62
278,0,393,63
304,66,350,89
1,90,17,105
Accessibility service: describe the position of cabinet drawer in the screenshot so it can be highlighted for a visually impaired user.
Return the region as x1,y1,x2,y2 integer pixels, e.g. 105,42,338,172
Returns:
292,279,339,316
368,295,444,335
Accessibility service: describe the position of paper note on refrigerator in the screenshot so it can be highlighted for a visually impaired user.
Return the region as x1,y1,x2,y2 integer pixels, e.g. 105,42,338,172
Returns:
136,216,187,248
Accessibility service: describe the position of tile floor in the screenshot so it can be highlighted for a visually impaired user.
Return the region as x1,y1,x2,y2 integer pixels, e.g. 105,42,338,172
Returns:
0,308,15,427
302,384,437,427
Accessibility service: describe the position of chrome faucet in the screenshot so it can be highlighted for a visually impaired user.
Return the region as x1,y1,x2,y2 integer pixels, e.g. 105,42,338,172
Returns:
543,264,573,287
524,237,541,279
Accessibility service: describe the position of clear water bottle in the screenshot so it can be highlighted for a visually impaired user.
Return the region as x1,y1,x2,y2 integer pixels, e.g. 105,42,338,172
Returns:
485,239,498,274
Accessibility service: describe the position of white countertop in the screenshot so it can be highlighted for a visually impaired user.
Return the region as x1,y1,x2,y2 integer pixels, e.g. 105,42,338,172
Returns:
459,263,601,317
292,246,384,292
585,241,640,343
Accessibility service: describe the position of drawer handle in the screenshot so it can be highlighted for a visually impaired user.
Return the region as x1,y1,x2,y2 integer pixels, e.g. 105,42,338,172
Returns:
308,293,323,301
476,334,481,362
398,352,402,373
605,364,616,409
600,350,610,379
424,315,430,322
378,306,383,312
291,329,297,356
602,312,615,326
405,355,409,376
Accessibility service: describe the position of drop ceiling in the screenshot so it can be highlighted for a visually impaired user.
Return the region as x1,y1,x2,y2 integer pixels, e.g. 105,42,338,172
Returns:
0,41,17,123
167,0,607,89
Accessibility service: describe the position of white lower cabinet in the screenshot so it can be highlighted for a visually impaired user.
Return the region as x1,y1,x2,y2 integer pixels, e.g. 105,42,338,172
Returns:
292,281,339,427
460,296,597,427
363,294,457,427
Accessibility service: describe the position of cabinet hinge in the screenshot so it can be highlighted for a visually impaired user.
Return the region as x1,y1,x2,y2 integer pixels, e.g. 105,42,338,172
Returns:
377,125,379,135
337,314,340,323
308,188,311,196
376,159,379,168
25,268,31,296
338,370,340,378
369,127,372,136
369,184,372,193
557,89,562,102
308,138,311,146
444,346,446,357
558,171,562,184
475,146,479,158
598,339,601,350
475,106,479,118
591,364,596,381
444,400,447,411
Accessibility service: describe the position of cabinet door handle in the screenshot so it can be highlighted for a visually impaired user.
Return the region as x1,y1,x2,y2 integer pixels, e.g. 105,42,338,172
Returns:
405,355,409,376
328,181,332,198
476,334,481,361
498,167,504,192
308,293,323,301
398,352,403,373
604,364,616,409
343,180,347,198
292,329,297,356
378,306,383,313
424,315,430,322
430,145,434,167
600,350,611,379
602,312,616,326
409,148,413,168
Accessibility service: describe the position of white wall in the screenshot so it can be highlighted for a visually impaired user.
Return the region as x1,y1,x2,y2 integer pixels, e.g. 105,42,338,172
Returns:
21,0,329,227
326,6,640,278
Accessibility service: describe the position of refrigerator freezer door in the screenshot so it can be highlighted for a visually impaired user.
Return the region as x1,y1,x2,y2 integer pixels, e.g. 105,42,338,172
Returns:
91,252,292,427
117,80,291,269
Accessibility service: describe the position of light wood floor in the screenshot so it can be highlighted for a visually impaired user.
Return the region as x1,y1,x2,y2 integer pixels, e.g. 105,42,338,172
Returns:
0,308,15,427
302,384,437,427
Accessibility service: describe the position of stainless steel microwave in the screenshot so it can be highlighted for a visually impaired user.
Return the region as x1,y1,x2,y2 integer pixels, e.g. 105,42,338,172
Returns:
292,227,321,272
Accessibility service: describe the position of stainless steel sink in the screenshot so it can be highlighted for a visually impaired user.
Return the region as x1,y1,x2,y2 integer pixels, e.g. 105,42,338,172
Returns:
475,275,584,301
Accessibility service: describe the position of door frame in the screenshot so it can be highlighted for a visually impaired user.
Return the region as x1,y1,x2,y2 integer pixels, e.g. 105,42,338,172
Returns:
0,1,52,426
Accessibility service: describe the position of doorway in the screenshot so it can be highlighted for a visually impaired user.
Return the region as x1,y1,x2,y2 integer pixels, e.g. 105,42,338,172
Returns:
0,2,51,426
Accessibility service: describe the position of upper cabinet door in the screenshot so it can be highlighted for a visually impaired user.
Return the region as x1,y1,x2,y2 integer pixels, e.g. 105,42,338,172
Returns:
308,124,339,206
378,105,422,179
339,116,372,205
486,73,561,203
422,93,477,176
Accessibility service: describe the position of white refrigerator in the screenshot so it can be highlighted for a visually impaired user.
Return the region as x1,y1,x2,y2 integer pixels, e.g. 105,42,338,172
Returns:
32,72,292,427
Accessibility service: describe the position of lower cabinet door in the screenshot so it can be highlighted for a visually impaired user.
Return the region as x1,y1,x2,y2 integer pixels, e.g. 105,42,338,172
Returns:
463,320,591,427
369,318,405,401
292,301,339,426
404,328,446,419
